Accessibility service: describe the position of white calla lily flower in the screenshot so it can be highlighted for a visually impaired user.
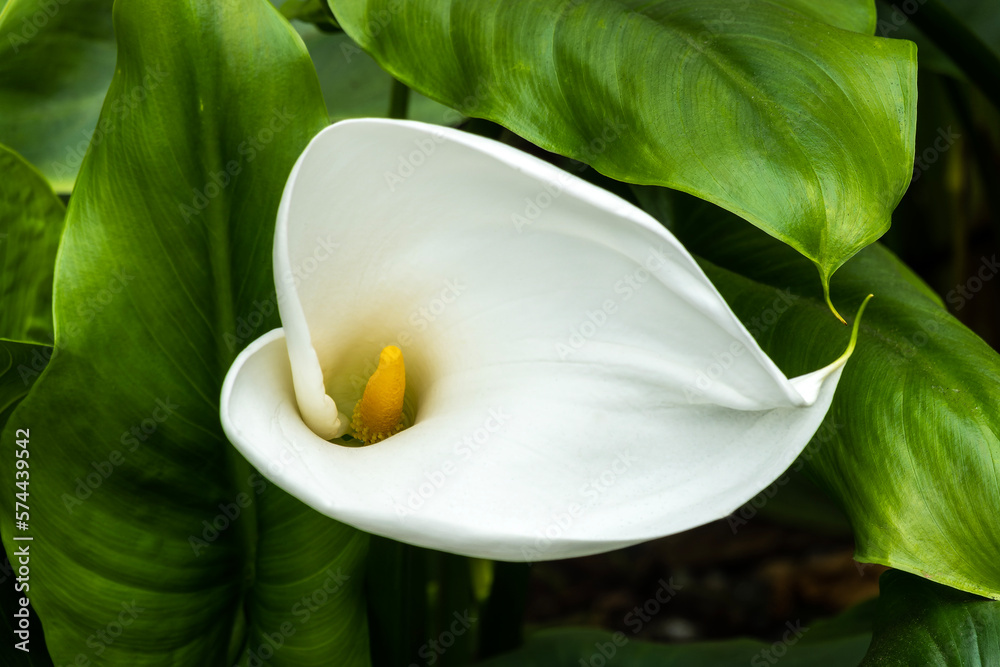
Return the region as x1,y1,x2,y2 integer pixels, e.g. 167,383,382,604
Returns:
220,119,858,561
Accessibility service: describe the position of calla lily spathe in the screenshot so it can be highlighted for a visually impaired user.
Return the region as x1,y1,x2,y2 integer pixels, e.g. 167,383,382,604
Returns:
220,119,855,561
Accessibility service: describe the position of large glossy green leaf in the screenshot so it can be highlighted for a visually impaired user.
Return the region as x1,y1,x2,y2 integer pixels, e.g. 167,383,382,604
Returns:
0,0,371,663
643,187,1000,598
330,0,917,314
481,600,874,667
0,0,116,193
241,486,370,667
860,570,1000,665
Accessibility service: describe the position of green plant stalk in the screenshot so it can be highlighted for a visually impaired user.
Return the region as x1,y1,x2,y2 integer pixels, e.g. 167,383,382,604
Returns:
388,78,411,120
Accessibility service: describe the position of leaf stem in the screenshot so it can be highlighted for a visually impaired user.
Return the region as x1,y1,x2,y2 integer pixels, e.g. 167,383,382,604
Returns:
822,279,847,325
388,78,411,120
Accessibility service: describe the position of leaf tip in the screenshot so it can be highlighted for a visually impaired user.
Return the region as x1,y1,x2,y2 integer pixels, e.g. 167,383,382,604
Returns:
826,293,873,372
823,281,847,325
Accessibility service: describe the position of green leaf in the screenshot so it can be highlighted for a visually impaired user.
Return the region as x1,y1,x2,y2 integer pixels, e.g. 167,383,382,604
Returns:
239,486,370,667
480,600,874,667
647,187,1000,599
0,144,65,344
0,0,116,193
861,570,1000,665
0,0,371,663
779,0,877,33
330,0,917,313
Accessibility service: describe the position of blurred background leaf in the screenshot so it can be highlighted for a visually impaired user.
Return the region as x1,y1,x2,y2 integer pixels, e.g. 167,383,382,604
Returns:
0,0,116,193
0,143,64,343
280,0,341,31
0,0,459,197
275,0,460,124
481,597,875,666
